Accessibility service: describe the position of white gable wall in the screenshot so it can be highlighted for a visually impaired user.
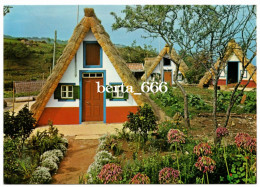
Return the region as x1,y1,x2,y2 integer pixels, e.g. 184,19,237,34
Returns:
147,54,185,84
46,31,137,107
219,53,250,81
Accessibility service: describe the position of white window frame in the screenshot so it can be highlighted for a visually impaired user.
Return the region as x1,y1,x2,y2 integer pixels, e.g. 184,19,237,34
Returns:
61,85,73,99
112,85,124,99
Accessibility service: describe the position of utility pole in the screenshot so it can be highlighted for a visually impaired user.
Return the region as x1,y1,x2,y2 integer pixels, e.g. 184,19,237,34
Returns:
75,5,79,77
52,30,57,70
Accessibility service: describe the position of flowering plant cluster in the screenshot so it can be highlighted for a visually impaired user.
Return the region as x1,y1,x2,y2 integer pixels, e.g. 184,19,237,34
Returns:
193,143,212,156
235,133,256,152
194,156,216,173
167,129,186,144
158,167,180,184
98,163,122,184
216,127,229,138
129,173,150,184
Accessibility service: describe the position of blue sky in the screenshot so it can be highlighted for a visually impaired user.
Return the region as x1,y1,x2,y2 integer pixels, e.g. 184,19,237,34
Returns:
3,5,256,65
4,5,164,51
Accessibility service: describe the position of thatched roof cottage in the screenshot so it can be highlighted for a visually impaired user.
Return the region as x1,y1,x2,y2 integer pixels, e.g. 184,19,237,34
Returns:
198,40,256,88
31,8,153,125
141,45,188,86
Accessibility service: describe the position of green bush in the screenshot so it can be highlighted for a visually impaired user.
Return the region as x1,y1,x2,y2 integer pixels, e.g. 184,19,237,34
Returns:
40,151,60,164
30,167,52,184
27,124,65,155
123,104,157,141
4,105,35,140
86,150,116,184
4,137,20,183
41,158,58,174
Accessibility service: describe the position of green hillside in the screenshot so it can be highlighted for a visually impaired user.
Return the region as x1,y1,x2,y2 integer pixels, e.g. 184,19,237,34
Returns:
4,38,158,92
4,38,66,91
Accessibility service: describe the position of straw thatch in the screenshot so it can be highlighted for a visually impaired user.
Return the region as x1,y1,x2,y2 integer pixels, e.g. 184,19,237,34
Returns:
198,40,257,87
141,45,189,81
31,8,153,122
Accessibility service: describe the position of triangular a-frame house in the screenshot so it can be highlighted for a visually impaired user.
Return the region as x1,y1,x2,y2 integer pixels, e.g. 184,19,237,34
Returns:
198,40,257,88
141,45,189,86
31,8,153,125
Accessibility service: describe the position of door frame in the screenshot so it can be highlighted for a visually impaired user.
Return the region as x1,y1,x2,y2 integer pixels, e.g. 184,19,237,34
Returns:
226,61,239,85
79,70,106,124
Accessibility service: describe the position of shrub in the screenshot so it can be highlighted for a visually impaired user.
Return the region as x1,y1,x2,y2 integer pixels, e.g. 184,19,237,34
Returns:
4,137,20,183
86,151,116,184
27,124,64,155
59,137,68,147
50,149,64,161
4,105,35,141
41,158,58,174
123,104,157,141
159,167,180,184
30,167,52,184
130,173,150,184
98,163,123,184
57,144,67,154
40,151,60,164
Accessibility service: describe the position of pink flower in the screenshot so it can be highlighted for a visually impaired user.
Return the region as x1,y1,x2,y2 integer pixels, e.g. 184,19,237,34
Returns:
159,167,180,184
167,129,186,144
216,127,229,138
194,156,216,173
129,173,150,184
234,133,256,152
98,163,122,184
193,142,212,156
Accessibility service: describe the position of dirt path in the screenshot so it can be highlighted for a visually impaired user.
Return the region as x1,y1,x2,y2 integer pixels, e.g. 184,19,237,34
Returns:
52,137,99,184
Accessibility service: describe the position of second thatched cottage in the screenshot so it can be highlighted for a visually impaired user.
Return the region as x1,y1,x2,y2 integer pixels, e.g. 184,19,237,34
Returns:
141,45,188,86
31,8,152,126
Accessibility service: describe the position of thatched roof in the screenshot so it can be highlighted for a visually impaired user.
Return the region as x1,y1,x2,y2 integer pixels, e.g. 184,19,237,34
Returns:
141,45,189,81
31,8,153,122
126,63,144,72
198,40,257,87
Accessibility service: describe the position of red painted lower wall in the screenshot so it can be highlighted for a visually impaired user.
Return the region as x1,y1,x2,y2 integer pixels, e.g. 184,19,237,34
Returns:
217,79,256,88
38,107,79,126
218,79,226,85
241,80,256,88
106,106,139,123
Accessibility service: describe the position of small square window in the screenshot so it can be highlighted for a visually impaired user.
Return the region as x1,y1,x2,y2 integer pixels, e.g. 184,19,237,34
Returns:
61,85,73,99
111,85,124,99
163,58,171,66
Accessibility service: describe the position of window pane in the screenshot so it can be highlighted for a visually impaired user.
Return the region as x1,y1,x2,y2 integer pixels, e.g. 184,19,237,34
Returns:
68,92,73,98
90,73,95,77
62,92,66,98
113,92,117,97
86,43,100,66
119,92,123,97
62,86,66,91
68,86,73,91
96,73,102,77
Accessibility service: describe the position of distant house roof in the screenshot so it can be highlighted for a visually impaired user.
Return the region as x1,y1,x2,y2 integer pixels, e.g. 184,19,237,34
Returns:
127,63,144,72
141,45,189,81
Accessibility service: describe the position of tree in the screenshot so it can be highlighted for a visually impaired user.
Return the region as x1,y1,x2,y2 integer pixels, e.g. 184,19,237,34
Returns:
176,5,256,132
4,105,36,155
4,6,13,16
117,40,157,63
111,5,191,128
